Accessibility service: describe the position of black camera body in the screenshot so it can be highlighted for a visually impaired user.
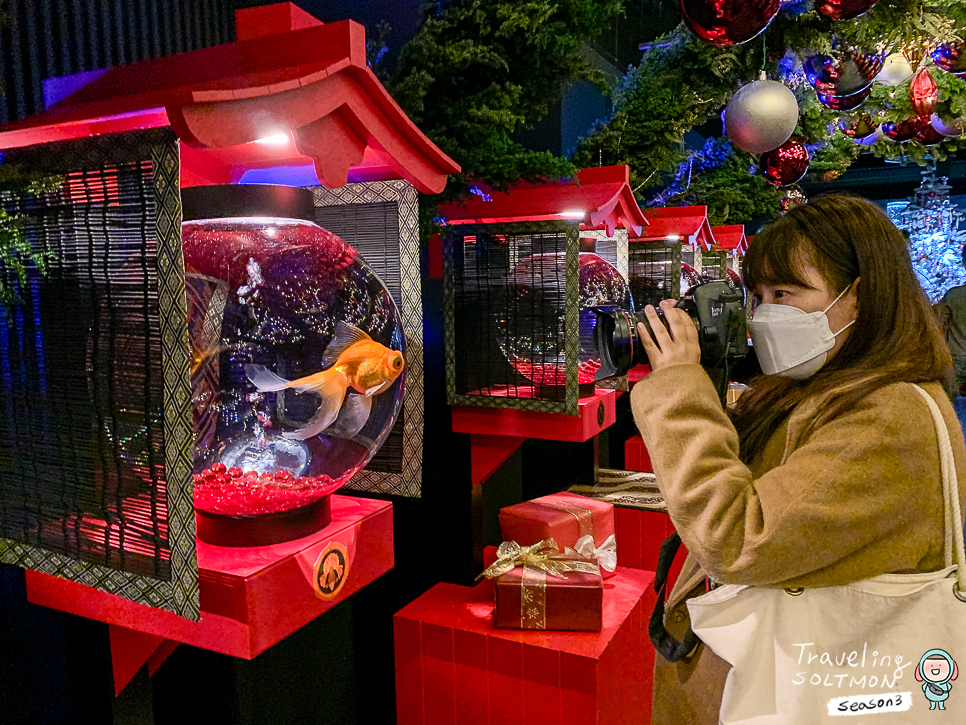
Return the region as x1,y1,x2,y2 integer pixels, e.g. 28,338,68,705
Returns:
593,281,748,380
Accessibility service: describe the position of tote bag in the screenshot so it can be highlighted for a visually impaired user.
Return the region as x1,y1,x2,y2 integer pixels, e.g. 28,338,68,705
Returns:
687,385,966,723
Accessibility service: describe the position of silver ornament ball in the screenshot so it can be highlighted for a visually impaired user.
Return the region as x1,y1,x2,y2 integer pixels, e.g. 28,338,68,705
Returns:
725,79,799,154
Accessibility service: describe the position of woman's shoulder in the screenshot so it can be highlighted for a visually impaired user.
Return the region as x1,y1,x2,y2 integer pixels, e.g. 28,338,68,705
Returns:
861,380,946,411
792,379,942,432
779,380,949,468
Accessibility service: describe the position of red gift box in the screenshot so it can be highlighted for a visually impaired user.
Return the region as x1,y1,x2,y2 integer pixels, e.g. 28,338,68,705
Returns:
499,493,616,576
393,568,656,725
495,566,602,631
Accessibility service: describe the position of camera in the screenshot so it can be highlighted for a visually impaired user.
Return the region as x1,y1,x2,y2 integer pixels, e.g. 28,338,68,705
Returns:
593,280,748,380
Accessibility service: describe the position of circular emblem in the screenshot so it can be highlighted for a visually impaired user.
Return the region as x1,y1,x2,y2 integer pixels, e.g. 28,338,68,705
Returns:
313,541,349,600
597,402,605,427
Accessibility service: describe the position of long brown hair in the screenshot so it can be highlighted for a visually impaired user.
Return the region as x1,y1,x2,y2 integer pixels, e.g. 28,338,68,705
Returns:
733,194,951,461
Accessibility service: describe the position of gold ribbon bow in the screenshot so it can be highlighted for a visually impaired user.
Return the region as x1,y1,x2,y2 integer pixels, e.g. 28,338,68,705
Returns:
478,538,601,581
566,533,617,573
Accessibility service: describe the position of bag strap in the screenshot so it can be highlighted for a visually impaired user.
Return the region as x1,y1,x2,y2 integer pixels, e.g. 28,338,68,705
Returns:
648,532,700,662
911,385,966,594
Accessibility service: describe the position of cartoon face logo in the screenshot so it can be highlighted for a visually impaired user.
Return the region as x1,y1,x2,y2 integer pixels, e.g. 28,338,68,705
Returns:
917,649,959,711
924,658,953,683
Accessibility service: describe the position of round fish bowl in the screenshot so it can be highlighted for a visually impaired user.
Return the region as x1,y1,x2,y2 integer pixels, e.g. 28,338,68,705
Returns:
497,252,631,387
181,185,404,545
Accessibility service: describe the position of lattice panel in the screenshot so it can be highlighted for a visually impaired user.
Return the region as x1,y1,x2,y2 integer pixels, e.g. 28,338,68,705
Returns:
0,128,198,620
445,222,582,415
311,181,423,498
702,251,727,281
628,241,681,310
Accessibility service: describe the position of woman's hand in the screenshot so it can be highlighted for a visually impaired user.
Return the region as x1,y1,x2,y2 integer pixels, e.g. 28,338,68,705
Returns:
636,299,701,372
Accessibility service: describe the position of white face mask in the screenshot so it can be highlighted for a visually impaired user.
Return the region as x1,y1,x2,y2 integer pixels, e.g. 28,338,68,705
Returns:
747,282,856,380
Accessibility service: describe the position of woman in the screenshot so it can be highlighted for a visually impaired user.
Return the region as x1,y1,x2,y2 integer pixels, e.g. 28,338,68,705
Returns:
629,194,966,724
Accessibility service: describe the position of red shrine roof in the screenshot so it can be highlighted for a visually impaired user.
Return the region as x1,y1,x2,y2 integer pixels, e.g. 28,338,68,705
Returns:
438,166,648,237
636,206,715,251
711,224,749,256
0,5,459,194
711,224,751,257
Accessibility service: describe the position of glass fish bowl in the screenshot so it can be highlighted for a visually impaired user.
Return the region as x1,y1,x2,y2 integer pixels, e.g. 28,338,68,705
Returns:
496,252,631,387
181,185,405,545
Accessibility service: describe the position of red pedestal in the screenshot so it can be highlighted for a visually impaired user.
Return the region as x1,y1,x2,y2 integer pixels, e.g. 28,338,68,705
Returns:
627,364,651,385
623,435,653,473
615,507,672,572
26,495,393,664
470,434,527,486
452,389,618,444
393,567,655,725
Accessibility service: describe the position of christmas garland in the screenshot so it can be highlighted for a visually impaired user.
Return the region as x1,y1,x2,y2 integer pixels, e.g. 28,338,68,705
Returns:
575,0,966,225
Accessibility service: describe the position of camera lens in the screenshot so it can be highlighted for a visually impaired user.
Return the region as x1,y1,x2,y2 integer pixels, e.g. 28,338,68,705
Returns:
592,281,747,380
592,306,672,380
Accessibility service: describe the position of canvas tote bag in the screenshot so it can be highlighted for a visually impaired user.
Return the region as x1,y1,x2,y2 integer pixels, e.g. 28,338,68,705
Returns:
687,385,966,723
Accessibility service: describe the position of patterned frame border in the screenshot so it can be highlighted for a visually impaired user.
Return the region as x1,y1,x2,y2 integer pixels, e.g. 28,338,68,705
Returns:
691,245,704,276
583,228,628,280
444,221,581,416
0,128,199,620
310,181,423,498
582,228,629,392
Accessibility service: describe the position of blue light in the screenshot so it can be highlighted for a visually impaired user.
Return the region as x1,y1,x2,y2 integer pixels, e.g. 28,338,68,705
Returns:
469,186,492,202
368,46,388,67
239,164,321,187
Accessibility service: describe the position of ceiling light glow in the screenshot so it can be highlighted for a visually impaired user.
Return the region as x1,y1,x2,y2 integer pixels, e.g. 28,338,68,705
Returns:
254,133,290,146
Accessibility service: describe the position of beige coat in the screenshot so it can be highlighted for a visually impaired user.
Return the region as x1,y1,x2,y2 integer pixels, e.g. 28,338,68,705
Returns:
629,364,966,725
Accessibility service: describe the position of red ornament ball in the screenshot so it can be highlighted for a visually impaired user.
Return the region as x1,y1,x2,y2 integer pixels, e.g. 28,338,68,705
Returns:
816,0,878,21
760,138,809,187
816,87,871,112
680,0,780,47
912,118,945,146
804,52,882,98
931,42,966,78
881,119,918,142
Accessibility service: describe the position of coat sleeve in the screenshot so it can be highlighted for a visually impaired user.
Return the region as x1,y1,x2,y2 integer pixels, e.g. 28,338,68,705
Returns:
629,364,943,588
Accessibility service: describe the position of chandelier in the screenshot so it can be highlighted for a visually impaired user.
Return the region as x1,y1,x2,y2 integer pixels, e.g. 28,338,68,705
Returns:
890,163,966,304
896,165,964,239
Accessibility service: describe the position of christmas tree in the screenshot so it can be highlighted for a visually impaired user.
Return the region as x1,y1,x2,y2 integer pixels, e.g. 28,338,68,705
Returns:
575,0,966,224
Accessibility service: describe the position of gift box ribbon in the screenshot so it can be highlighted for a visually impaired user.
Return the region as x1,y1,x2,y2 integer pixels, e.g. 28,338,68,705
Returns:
534,496,595,543
479,539,601,630
566,533,617,573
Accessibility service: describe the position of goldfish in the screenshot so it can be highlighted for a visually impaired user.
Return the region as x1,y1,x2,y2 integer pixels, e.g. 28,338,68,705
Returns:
245,321,404,441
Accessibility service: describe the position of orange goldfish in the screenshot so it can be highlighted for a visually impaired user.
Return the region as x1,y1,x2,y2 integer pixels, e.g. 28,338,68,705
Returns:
245,321,404,440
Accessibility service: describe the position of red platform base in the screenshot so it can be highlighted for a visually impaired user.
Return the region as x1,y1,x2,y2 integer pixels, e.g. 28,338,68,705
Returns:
623,435,653,473
615,507,674,572
452,389,618,443
609,507,688,596
26,495,393,666
627,364,651,385
394,567,655,725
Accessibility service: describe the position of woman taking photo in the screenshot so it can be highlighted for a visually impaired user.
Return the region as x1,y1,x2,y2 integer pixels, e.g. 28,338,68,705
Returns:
629,194,966,724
